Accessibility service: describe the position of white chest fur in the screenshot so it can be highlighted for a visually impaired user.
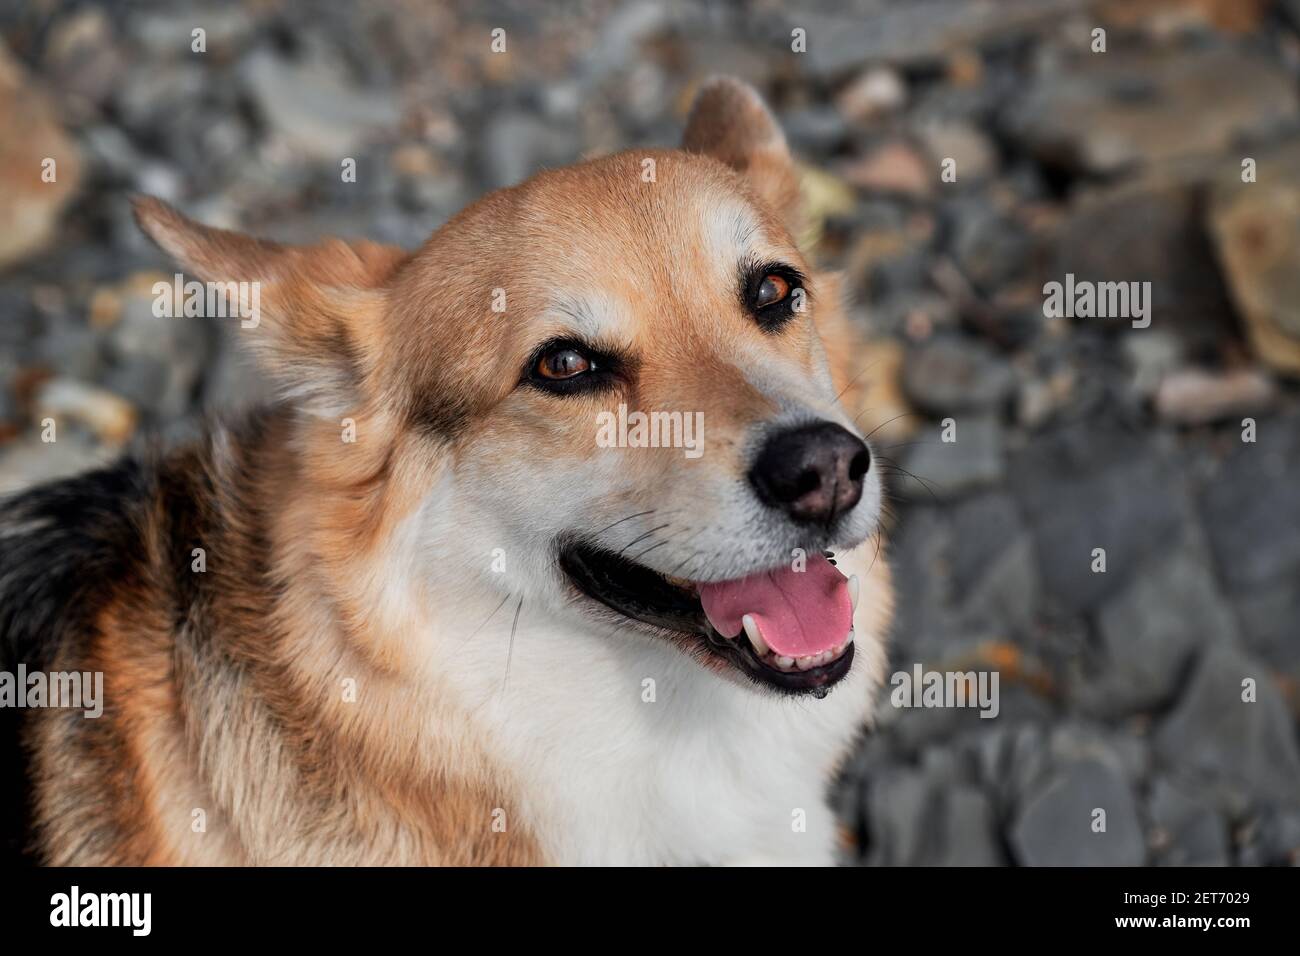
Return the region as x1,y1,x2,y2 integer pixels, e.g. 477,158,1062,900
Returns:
432,559,884,866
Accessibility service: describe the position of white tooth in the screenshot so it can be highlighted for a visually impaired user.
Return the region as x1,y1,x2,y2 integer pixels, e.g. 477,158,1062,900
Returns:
797,655,818,671
741,614,770,657
776,655,795,671
848,574,860,614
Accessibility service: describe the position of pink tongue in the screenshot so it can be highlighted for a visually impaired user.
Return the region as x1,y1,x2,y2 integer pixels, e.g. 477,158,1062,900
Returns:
698,554,851,658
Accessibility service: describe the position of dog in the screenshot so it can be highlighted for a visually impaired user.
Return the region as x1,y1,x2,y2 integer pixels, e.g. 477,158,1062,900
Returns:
0,77,892,865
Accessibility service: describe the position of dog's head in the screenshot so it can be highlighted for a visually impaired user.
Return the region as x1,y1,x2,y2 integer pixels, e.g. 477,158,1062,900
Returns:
136,78,883,696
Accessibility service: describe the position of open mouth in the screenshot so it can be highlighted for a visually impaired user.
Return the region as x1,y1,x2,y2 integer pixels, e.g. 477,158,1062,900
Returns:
558,541,857,696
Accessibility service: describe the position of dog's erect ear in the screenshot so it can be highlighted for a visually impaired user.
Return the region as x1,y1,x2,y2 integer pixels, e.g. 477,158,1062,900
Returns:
133,196,408,416
683,77,802,234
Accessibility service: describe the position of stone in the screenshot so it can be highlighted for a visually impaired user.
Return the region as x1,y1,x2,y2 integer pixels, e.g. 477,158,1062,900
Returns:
945,492,1040,634
789,1,1084,77
481,109,578,190
0,43,82,269
1153,642,1300,814
1048,183,1235,350
897,413,1003,500
1003,48,1297,176
243,48,401,161
1208,137,1300,376
836,67,906,124
105,276,210,421
901,336,1016,415
1236,807,1300,866
1154,368,1276,425
1079,543,1239,717
1121,328,1184,398
841,140,933,199
931,785,1004,866
1148,777,1229,866
914,119,998,182
1232,582,1300,681
32,377,137,447
779,106,848,153
948,197,1032,292
862,767,936,866
1200,411,1300,592
1010,427,1189,614
1010,758,1145,866
0,432,111,496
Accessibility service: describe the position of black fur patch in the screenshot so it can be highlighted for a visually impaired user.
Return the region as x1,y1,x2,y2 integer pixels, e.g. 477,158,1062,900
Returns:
0,458,152,864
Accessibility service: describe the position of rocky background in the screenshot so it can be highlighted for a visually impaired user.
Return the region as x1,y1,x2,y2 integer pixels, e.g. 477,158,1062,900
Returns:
1,0,1298,865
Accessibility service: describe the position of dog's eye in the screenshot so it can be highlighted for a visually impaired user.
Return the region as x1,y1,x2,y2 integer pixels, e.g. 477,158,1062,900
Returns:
755,274,790,309
536,347,591,380
742,263,806,333
525,339,621,396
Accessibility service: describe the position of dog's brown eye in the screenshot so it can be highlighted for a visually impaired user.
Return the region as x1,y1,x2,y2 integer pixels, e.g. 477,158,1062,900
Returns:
536,348,591,380
755,274,790,309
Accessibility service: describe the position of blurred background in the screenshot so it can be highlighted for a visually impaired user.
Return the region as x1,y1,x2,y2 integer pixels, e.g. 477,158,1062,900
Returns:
1,0,1298,865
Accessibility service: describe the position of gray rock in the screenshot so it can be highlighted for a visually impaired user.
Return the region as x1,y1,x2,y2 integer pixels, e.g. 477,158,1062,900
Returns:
788,0,1083,76
131,6,255,56
932,785,1004,865
1148,778,1229,866
1078,542,1239,717
947,492,1038,633
1047,722,1148,785
1047,184,1235,350
779,106,848,153
481,110,578,189
913,119,998,182
1153,642,1300,815
1232,583,1300,681
1010,759,1145,866
1236,807,1300,866
1010,427,1189,614
0,432,112,497
243,48,400,161
1121,329,1184,399
1003,48,1298,176
863,766,936,866
897,414,1003,501
901,336,1016,416
106,290,209,421
948,198,1032,292
1201,412,1300,593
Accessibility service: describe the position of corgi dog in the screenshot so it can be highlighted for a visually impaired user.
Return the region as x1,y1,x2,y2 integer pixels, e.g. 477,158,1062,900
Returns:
0,78,892,866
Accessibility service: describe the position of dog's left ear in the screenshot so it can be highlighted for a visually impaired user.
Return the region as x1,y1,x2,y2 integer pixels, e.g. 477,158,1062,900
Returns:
133,197,408,417
683,77,802,234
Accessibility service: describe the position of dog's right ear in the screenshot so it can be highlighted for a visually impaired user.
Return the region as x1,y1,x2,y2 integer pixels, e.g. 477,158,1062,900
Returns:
682,77,802,236
133,197,408,416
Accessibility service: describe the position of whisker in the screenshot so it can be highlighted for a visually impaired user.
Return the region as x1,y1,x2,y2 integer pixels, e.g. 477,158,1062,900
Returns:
452,591,512,653
595,509,656,537
500,596,524,697
619,523,672,556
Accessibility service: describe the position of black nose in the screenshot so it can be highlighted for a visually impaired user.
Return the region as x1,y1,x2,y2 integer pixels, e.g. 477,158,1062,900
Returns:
749,422,870,526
